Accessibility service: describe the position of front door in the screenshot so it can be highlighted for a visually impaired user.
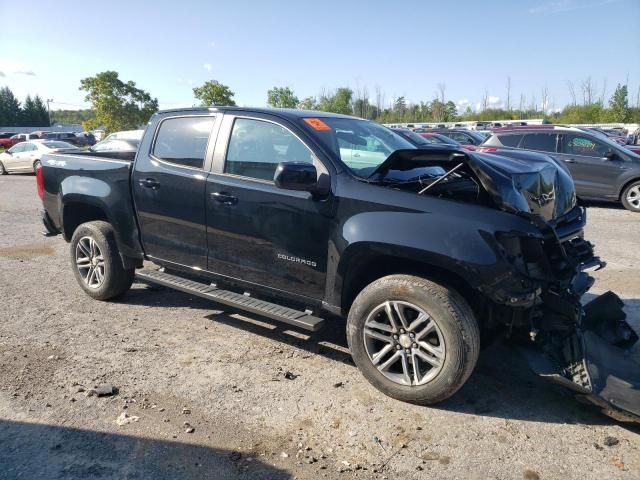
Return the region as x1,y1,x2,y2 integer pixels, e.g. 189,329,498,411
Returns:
205,114,333,300
132,114,217,269
558,134,622,198
5,143,31,171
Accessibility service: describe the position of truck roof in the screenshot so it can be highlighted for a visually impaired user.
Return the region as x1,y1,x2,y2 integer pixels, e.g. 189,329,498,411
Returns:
153,106,358,120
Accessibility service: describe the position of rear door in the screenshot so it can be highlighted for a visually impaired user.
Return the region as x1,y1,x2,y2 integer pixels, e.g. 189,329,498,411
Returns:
205,113,334,300
132,114,219,269
557,133,623,198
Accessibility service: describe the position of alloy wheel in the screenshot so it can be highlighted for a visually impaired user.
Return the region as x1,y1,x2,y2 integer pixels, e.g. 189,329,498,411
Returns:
363,300,446,386
626,185,640,210
75,236,105,289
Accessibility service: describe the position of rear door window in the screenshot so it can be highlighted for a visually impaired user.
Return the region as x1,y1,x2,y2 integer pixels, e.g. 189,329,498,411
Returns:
521,133,557,152
497,134,523,147
152,116,215,169
562,135,608,158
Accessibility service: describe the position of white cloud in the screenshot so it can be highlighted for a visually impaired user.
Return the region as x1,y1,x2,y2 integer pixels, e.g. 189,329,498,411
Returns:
0,59,35,76
203,63,212,72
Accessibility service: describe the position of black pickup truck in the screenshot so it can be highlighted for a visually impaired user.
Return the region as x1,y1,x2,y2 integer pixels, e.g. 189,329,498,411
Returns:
37,107,639,419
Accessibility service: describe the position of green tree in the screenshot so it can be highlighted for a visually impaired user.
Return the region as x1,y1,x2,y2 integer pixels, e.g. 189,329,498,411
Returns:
0,87,22,126
609,83,630,122
32,96,50,126
50,109,96,126
317,88,353,114
21,95,37,126
297,96,318,110
193,80,236,106
79,71,158,133
267,86,299,108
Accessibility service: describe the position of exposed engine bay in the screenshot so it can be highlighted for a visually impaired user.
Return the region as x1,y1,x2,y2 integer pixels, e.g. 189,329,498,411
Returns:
369,148,640,422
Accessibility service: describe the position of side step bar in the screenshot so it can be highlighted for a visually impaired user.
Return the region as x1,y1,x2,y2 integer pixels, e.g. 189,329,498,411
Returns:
135,268,325,332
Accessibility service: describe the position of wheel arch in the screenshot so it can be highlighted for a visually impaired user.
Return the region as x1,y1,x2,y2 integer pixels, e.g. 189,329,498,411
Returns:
619,177,640,200
337,244,479,317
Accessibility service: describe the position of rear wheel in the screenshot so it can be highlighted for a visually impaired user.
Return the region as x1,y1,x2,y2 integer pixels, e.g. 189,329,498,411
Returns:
347,274,480,405
621,181,640,212
70,221,134,300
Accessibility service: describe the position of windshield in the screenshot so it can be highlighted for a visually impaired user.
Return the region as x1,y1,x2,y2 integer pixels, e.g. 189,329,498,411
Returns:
300,117,414,175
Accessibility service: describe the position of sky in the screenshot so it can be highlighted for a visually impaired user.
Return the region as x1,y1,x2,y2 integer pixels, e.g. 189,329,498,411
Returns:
1,0,639,113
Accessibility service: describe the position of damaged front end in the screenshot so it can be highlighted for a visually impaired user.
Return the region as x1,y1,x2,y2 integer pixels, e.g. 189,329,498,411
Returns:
373,148,640,421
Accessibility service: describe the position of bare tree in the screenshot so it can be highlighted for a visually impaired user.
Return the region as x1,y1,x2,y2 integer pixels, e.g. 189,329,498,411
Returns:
519,93,525,113
540,86,550,114
581,76,594,105
599,78,607,105
529,90,537,113
636,84,640,108
375,86,384,115
567,80,577,106
481,89,489,111
436,83,446,104
506,76,512,111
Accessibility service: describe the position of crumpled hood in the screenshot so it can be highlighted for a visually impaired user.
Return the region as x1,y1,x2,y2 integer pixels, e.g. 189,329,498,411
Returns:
375,148,577,221
466,151,577,221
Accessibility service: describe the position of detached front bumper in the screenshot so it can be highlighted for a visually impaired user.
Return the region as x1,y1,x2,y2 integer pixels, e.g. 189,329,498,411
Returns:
521,291,640,422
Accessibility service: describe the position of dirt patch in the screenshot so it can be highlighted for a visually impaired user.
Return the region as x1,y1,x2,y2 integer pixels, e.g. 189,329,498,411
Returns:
0,243,55,259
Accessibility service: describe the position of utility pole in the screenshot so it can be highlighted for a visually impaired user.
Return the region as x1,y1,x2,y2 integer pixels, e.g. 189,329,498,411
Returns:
46,98,53,126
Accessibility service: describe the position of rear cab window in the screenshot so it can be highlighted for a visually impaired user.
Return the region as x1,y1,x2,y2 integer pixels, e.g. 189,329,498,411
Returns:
152,116,215,169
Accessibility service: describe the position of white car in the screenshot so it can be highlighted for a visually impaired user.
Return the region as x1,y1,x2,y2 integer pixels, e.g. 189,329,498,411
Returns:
0,140,79,174
103,129,144,142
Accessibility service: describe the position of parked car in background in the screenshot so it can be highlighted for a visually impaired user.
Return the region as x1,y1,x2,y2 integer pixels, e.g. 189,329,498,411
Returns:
0,140,79,174
90,138,140,156
103,129,144,142
0,132,18,149
580,127,627,146
429,129,486,146
2,132,42,149
483,126,640,211
393,128,460,146
75,132,96,146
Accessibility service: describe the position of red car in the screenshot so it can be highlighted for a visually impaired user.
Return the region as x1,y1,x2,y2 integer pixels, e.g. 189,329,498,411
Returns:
0,132,17,149
0,133,40,149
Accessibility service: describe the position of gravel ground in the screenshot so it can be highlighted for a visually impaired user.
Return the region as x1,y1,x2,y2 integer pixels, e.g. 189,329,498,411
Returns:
0,174,639,480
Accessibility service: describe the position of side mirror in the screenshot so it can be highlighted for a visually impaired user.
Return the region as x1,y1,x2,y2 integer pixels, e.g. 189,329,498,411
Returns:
603,150,619,161
274,162,328,195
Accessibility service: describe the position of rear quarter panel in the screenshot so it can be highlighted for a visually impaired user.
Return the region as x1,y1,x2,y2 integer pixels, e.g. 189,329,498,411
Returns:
41,153,143,259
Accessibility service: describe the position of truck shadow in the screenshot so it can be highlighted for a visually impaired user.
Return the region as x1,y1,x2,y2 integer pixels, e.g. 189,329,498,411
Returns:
0,420,291,480
124,284,639,429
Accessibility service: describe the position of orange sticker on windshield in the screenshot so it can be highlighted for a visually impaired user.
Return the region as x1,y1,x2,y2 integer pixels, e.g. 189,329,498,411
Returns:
303,118,332,131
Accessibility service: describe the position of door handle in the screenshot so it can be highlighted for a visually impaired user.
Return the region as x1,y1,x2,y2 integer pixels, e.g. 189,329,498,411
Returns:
139,178,160,189
564,158,576,163
211,192,237,205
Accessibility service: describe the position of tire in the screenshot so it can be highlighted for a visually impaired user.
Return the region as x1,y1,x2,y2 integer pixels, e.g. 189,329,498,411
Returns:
621,181,640,212
33,159,41,174
347,274,480,405
70,221,134,300
0,161,7,175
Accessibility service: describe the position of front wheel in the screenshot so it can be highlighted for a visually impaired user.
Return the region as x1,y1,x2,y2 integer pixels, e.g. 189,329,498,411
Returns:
347,275,480,405
621,181,640,212
70,221,134,300
0,161,7,175
33,159,41,174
